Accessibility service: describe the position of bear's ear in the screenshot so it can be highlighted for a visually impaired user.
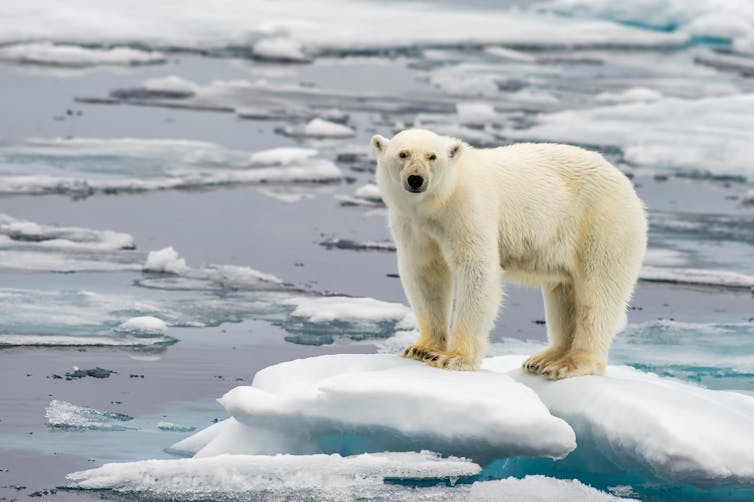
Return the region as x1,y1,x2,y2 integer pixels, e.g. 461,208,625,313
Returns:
448,141,463,161
370,135,389,156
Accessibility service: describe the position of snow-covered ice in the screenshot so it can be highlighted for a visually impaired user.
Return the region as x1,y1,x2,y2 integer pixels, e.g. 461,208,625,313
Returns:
483,355,754,487
46,400,134,431
0,138,341,197
171,354,576,462
252,37,310,63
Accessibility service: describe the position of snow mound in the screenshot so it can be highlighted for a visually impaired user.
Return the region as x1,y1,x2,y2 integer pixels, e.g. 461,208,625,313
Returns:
0,42,165,66
467,475,627,501
143,247,187,274
67,451,480,500
171,354,576,462
483,356,754,487
249,147,318,166
114,316,168,336
46,400,134,431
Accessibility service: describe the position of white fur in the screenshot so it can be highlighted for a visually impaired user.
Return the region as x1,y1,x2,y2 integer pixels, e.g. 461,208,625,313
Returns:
371,129,647,379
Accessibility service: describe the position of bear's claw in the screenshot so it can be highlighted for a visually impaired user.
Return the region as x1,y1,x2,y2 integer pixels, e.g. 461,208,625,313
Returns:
522,346,566,374
401,344,477,371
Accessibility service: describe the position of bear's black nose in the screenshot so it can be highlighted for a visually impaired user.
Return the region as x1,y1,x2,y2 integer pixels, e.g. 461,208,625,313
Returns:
407,175,424,190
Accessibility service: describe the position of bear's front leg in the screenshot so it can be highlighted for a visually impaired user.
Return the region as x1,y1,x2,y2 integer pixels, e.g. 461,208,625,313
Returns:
424,256,503,371
396,250,452,362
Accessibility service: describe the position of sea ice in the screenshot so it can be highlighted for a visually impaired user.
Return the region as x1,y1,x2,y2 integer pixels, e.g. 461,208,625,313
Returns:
0,42,165,67
483,355,754,487
171,354,576,462
0,138,341,197
46,400,134,431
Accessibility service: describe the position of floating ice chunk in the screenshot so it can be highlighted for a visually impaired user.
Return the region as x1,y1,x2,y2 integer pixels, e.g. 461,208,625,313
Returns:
114,316,168,336
595,87,664,103
508,89,559,105
0,213,134,250
283,118,356,138
0,42,165,67
46,400,134,431
143,247,187,274
505,94,754,179
282,296,415,333
336,183,385,207
252,37,310,62
695,50,754,75
640,265,754,289
249,147,318,165
157,422,196,432
0,334,175,348
483,356,754,487
456,102,497,123
320,238,396,252
176,354,575,462
67,451,480,500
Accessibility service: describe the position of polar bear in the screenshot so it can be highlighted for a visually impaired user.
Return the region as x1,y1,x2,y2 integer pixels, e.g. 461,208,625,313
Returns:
371,129,646,379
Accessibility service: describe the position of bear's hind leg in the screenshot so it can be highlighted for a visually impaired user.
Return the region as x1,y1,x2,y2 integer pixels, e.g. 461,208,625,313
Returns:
523,282,575,374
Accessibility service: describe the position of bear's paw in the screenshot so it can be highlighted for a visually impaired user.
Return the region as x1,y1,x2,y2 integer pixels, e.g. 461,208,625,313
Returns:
522,346,567,375
540,351,606,380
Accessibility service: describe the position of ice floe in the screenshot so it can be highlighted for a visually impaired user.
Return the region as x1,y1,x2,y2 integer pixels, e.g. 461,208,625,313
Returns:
0,42,165,67
0,138,341,197
46,400,134,431
252,37,311,63
0,213,144,272
171,354,575,462
483,355,754,487
320,238,396,252
66,455,630,501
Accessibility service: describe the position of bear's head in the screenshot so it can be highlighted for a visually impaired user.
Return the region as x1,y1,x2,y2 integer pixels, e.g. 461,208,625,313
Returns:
370,129,464,199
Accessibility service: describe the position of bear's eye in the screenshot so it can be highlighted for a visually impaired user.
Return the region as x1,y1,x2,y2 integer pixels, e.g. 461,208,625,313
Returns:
428,153,437,161
398,151,408,159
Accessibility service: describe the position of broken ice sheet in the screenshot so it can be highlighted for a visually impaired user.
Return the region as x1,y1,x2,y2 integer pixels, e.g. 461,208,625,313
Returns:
0,42,166,67
0,138,341,198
